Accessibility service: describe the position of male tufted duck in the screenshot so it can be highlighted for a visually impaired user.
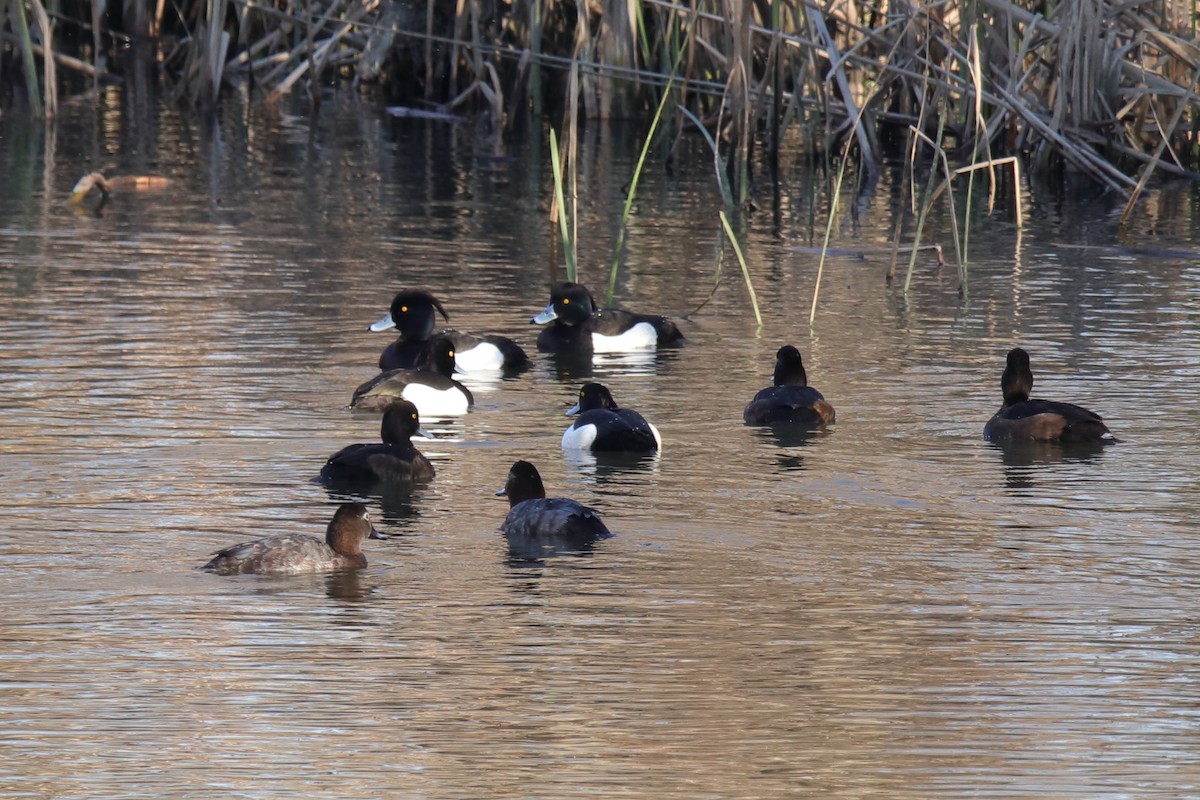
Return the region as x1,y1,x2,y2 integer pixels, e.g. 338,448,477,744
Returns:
530,282,684,354
562,382,661,453
370,288,529,373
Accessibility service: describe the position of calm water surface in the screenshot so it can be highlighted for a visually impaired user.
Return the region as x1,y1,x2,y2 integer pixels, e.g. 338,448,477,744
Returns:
2,91,1200,798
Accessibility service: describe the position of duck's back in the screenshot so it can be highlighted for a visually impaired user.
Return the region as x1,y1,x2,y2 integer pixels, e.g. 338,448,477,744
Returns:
501,497,612,542
744,385,835,426
203,534,352,575
985,398,1111,442
382,331,528,373
445,331,529,372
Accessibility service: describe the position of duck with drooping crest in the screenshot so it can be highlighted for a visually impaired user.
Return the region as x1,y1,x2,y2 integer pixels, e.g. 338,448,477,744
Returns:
370,288,529,373
530,282,684,354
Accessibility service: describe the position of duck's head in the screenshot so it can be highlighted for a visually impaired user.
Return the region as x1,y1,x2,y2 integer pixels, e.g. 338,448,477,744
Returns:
531,282,598,327
370,289,449,340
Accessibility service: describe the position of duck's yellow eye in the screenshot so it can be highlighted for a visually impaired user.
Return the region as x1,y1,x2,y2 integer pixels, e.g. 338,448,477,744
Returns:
400,305,408,313
449,350,455,358
411,413,417,420
563,298,570,304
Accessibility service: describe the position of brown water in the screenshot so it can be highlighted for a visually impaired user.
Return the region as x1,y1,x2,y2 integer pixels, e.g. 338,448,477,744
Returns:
2,90,1200,798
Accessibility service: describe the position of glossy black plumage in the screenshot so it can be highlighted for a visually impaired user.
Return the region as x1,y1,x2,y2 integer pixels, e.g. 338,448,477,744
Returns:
371,289,528,373
531,282,684,354
984,348,1114,442
562,382,661,453
743,345,836,428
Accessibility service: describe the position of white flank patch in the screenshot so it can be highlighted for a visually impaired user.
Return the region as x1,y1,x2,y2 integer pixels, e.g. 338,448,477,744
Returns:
401,383,470,417
561,422,598,450
592,321,657,353
454,342,505,372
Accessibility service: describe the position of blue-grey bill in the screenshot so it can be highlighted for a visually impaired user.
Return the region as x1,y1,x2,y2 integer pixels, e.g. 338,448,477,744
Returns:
531,304,558,324
369,312,396,332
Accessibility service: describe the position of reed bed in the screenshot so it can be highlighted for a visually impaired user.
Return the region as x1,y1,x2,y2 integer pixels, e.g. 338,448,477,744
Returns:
3,0,1198,191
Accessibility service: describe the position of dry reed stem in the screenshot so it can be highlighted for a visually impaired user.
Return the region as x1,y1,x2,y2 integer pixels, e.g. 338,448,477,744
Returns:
806,5,878,171
9,0,1200,196
1120,64,1200,225
949,158,1024,227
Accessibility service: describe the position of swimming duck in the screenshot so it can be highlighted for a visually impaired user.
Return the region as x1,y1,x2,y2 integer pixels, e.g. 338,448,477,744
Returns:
202,503,386,575
369,288,529,373
320,400,436,486
743,345,836,427
984,348,1114,442
562,382,661,453
349,337,474,415
496,460,613,557
530,282,684,354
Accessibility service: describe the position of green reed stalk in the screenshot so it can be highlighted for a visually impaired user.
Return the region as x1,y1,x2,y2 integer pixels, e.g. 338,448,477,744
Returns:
719,211,761,329
677,104,759,322
529,0,543,117
549,127,576,282
604,22,691,307
604,75,674,305
961,25,985,268
567,59,579,277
